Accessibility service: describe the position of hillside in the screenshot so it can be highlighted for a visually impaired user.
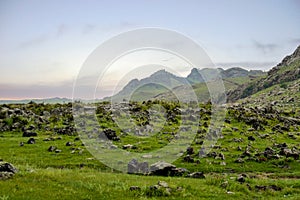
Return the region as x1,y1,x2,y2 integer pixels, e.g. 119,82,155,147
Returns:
106,67,265,102
227,45,300,102
154,76,253,102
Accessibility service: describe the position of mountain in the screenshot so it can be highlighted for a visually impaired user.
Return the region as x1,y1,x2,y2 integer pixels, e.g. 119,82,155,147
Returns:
106,69,188,102
0,97,72,105
105,67,265,102
227,45,300,102
187,67,265,84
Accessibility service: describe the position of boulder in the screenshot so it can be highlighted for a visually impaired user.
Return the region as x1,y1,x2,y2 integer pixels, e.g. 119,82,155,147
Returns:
127,159,149,174
22,131,37,137
149,161,176,176
0,162,17,173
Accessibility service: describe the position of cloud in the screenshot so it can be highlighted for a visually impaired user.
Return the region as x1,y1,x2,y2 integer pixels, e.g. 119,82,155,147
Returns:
252,40,279,54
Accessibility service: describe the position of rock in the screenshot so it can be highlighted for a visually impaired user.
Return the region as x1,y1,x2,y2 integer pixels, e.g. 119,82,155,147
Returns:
288,133,297,140
219,153,225,160
99,129,120,141
183,155,194,163
237,175,245,183
234,158,244,163
55,149,62,153
128,159,149,174
263,147,275,158
260,134,269,139
279,148,299,159
0,172,14,180
255,185,267,191
187,172,205,179
242,150,251,157
0,162,17,173
158,181,169,188
273,143,287,148
129,186,141,191
186,146,194,154
27,138,35,144
142,154,153,159
123,144,133,149
248,136,255,141
22,131,37,137
66,142,73,146
48,146,57,152
220,161,226,166
149,161,176,176
19,142,24,146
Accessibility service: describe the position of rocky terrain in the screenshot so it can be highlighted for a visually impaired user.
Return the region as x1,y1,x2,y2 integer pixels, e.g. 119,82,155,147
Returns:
0,46,300,199
227,45,300,102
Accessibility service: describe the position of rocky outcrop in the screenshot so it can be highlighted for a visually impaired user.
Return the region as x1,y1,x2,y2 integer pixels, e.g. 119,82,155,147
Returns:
227,45,300,102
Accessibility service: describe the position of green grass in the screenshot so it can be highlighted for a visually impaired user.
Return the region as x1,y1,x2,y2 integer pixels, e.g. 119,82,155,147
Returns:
1,167,300,200
1,100,300,199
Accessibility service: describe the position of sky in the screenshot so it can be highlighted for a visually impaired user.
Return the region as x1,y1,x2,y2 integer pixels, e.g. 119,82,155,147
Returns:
0,0,300,99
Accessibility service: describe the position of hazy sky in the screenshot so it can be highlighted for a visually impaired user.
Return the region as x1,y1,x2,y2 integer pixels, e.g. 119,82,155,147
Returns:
0,0,300,99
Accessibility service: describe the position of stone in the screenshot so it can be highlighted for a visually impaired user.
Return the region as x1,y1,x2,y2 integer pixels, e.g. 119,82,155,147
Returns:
187,172,205,179
100,129,120,141
158,181,169,188
48,146,57,152
219,153,225,160
55,149,62,153
234,158,244,163
22,131,37,137
123,144,133,149
27,138,35,144
0,162,17,174
129,186,141,191
220,161,226,166
186,146,194,154
183,155,194,163
0,172,14,180
150,161,176,176
128,159,149,174
237,175,245,183
66,142,73,146
248,136,255,141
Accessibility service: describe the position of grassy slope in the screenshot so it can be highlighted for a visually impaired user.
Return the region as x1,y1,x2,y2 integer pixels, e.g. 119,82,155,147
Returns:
155,76,251,102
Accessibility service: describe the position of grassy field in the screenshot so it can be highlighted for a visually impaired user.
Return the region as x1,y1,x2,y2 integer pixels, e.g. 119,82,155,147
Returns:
0,100,300,199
